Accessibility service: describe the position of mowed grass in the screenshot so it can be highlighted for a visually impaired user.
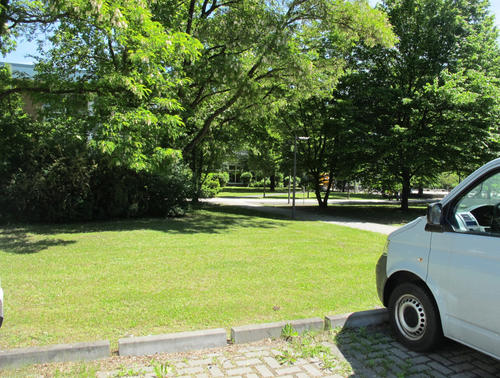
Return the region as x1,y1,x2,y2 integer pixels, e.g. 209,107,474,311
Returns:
0,205,385,350
300,204,428,225
217,187,382,200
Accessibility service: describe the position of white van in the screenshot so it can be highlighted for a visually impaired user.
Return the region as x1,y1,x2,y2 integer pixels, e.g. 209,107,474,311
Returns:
376,158,500,359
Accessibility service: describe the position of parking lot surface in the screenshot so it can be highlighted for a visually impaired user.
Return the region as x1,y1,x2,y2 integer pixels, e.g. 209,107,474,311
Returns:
89,325,500,377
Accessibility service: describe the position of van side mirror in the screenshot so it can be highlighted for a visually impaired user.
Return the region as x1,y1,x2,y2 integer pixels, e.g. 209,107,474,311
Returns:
425,202,444,232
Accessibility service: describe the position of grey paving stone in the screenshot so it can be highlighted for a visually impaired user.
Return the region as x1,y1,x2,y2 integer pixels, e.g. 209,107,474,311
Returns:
296,373,311,378
391,348,410,359
226,367,253,375
449,362,475,373
428,361,453,375
302,363,322,376
430,353,455,366
408,363,430,373
263,356,280,369
235,358,261,367
473,359,500,373
177,366,204,375
208,366,224,377
254,364,274,377
275,365,302,375
449,373,479,378
92,324,500,378
450,354,473,363
411,355,431,364
188,358,213,366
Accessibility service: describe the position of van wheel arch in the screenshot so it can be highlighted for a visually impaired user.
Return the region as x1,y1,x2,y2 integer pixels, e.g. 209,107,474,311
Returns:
384,271,443,334
384,271,435,308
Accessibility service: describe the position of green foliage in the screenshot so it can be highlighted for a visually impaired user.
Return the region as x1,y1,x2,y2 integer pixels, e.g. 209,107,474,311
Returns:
335,0,500,209
278,332,341,371
433,172,460,191
250,178,271,188
152,361,171,378
2,156,191,222
0,0,204,221
163,0,395,196
240,172,253,186
212,172,230,188
0,113,191,222
284,176,301,187
281,323,299,341
200,173,221,198
275,173,284,186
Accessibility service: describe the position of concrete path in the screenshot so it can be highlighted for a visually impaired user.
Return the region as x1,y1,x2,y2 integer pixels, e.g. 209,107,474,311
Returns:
203,197,405,235
93,324,500,377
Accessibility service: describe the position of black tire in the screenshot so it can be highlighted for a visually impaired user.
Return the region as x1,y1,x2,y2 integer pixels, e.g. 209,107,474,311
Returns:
388,282,443,352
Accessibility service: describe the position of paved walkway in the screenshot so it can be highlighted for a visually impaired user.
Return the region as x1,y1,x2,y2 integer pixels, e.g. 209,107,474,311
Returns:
91,325,500,377
203,198,408,235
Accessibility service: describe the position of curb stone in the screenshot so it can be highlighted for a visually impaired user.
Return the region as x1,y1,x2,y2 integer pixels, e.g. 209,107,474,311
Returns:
118,328,227,356
0,309,389,368
325,308,388,330
0,340,110,369
231,317,324,344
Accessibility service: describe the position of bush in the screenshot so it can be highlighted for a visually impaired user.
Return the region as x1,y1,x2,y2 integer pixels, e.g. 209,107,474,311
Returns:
275,173,284,186
250,178,271,187
212,172,230,187
1,144,192,222
199,173,221,198
3,154,95,222
241,172,253,186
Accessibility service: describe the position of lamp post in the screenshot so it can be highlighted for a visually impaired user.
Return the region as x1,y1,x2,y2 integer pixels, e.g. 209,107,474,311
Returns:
292,136,309,219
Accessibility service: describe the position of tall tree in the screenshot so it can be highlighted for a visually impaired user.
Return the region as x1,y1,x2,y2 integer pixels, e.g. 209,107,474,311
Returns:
151,0,395,197
340,0,500,209
1,0,201,170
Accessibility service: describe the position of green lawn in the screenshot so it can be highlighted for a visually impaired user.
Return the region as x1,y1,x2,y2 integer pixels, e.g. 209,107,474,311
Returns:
0,205,386,350
217,187,383,200
300,204,428,225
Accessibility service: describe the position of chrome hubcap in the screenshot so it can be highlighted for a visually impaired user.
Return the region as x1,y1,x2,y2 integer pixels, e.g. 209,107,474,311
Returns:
395,294,426,341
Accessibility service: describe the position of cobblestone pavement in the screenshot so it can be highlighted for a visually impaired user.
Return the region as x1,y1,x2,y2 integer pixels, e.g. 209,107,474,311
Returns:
86,325,500,378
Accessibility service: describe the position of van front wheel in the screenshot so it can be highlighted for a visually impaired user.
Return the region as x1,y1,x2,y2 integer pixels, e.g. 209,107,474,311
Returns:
388,283,443,352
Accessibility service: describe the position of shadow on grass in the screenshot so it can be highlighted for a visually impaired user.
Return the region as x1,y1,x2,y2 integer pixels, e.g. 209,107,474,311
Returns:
0,204,288,254
0,229,76,254
282,204,427,225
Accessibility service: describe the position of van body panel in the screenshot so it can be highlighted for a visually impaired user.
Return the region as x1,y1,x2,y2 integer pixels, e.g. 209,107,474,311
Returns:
386,217,431,284
429,231,500,359
378,157,500,359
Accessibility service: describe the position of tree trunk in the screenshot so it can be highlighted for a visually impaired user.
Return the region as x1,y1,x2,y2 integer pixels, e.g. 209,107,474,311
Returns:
313,173,327,208
270,174,276,192
323,169,334,207
401,172,411,211
418,185,423,197
190,152,200,203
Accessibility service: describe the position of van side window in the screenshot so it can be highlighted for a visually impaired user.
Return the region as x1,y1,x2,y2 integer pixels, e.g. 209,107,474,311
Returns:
451,171,500,235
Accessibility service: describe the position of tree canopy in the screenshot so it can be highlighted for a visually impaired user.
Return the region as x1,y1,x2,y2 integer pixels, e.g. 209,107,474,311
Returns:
332,0,500,209
1,0,499,220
